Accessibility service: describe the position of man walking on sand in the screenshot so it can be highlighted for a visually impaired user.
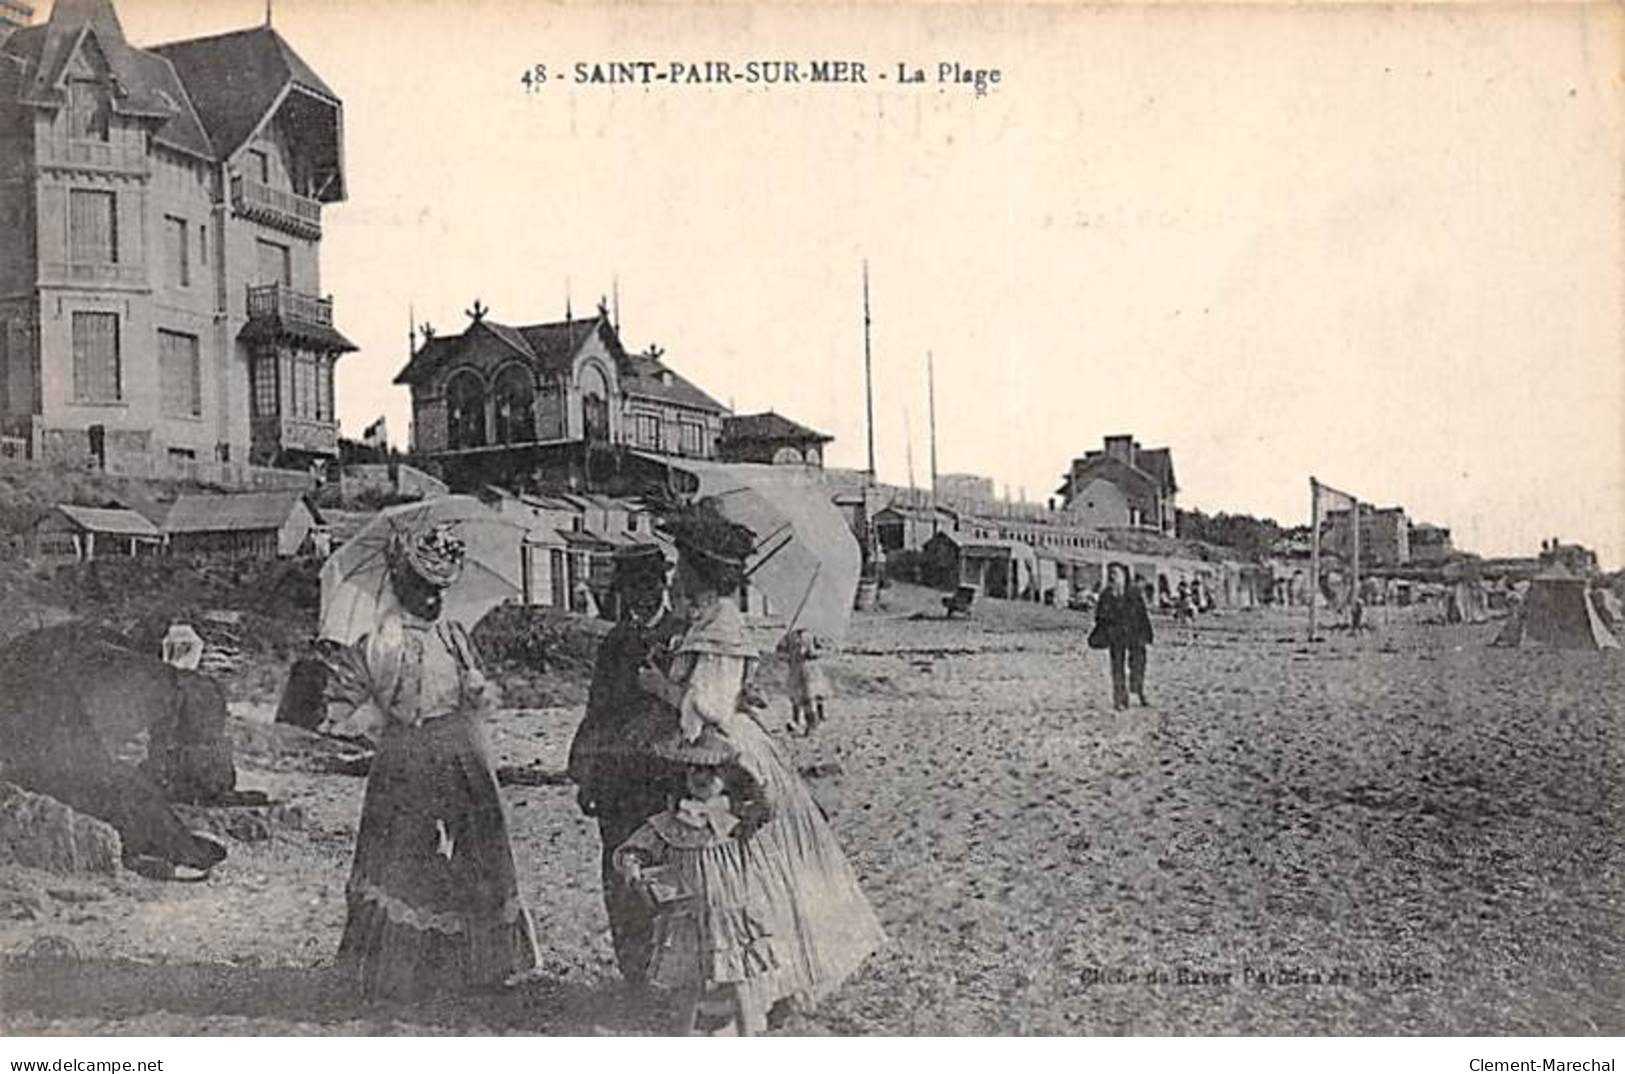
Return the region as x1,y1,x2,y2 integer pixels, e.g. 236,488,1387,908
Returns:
1091,564,1154,710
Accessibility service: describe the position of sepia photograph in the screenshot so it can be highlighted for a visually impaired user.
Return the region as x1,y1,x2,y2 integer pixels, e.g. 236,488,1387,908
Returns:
0,0,1620,1045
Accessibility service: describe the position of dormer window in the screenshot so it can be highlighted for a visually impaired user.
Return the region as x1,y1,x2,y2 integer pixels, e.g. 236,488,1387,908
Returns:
248,148,270,185
68,79,110,142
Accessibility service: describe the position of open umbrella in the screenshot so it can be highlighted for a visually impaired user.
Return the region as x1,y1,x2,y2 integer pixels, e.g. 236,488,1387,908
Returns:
653,459,862,644
319,495,526,644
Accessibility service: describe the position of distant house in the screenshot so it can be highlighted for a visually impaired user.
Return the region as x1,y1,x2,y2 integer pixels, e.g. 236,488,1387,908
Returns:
394,303,728,494
1057,436,1178,536
1409,522,1454,564
873,502,955,553
1323,505,1410,568
163,490,323,557
1540,539,1599,578
719,411,831,466
35,503,162,559
0,0,354,474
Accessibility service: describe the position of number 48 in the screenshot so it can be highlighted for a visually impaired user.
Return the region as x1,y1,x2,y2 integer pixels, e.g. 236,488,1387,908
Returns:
521,64,548,90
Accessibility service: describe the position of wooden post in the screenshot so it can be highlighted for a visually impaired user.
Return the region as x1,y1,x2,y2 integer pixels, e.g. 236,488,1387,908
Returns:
1308,477,1321,641
1351,498,1361,627
928,350,938,500
863,261,875,483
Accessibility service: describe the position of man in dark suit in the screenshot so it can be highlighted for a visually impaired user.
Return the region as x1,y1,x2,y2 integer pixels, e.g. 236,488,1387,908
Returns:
1093,564,1155,710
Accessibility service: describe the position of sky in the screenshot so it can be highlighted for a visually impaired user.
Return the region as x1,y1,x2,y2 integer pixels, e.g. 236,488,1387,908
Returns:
67,0,1625,567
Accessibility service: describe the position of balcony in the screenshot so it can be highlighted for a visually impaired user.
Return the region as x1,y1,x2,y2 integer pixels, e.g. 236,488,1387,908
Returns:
231,174,322,240
40,261,146,289
242,285,356,354
252,414,338,458
247,283,333,326
36,140,149,177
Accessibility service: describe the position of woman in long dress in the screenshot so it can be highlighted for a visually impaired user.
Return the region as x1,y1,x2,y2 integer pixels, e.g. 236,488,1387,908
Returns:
637,503,886,1011
325,523,540,1001
568,544,685,985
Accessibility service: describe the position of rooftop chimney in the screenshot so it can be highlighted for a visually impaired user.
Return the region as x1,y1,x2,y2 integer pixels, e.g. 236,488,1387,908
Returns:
1103,434,1137,466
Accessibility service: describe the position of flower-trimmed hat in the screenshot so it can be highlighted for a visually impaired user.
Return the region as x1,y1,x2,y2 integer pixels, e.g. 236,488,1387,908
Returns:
385,522,466,590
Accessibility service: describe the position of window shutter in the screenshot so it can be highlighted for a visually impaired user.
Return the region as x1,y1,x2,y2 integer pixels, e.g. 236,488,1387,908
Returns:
72,312,119,403
69,190,116,264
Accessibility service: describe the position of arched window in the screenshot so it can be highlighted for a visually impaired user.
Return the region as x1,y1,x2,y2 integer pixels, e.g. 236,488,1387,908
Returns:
493,365,535,445
579,363,610,443
446,370,486,449
771,446,803,465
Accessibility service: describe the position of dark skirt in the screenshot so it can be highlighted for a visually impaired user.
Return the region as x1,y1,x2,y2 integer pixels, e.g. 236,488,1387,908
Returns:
337,712,538,1002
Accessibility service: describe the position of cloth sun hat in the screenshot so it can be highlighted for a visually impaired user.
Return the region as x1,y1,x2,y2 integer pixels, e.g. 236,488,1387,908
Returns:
649,723,740,768
385,522,467,590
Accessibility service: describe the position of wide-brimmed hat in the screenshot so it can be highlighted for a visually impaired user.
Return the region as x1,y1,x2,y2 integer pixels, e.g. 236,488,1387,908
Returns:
661,498,756,571
649,723,740,768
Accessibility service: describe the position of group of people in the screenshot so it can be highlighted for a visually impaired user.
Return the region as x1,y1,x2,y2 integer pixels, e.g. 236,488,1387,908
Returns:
320,500,884,1035
1090,563,1156,710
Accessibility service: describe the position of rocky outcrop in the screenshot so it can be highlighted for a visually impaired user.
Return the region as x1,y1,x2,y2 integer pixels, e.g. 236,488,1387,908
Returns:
0,781,122,877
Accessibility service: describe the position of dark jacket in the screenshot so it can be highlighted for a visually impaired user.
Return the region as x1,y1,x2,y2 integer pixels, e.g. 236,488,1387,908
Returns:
1093,586,1154,648
570,615,682,825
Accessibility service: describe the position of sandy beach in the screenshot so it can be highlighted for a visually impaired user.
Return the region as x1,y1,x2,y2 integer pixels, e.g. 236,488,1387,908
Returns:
0,585,1619,1035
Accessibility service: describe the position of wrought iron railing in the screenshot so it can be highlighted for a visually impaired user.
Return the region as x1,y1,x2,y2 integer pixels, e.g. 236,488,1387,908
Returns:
246,283,334,326
231,174,322,238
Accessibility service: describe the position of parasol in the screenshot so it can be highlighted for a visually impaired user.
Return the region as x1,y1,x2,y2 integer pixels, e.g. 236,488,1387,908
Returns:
319,495,527,644
654,458,862,644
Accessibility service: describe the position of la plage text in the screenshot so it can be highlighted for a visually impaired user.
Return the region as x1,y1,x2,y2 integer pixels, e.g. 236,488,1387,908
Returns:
526,60,1002,96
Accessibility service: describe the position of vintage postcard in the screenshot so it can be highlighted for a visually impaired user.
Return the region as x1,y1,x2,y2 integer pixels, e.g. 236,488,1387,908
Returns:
0,0,1620,1046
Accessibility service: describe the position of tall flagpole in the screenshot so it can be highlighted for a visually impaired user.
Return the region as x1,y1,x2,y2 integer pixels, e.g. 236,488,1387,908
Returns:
1309,477,1321,641
927,350,938,500
904,407,916,491
863,260,875,485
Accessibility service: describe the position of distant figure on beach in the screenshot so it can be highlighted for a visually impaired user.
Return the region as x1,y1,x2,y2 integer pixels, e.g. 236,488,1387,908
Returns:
778,627,831,738
1093,564,1155,710
1175,581,1194,624
323,523,540,1001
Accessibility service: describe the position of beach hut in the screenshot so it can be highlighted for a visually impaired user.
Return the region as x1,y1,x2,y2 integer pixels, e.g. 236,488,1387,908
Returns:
874,503,952,553
1491,572,1619,650
163,491,324,558
34,504,163,560
922,531,1037,600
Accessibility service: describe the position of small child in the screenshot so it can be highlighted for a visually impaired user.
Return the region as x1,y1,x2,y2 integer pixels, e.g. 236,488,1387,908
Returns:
613,727,781,1036
777,628,831,738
